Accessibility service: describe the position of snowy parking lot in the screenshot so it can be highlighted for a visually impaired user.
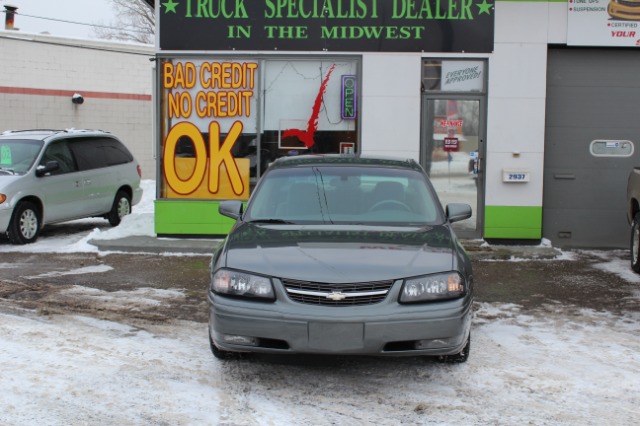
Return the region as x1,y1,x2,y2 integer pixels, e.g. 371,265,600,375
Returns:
2,296,639,425
1,181,639,425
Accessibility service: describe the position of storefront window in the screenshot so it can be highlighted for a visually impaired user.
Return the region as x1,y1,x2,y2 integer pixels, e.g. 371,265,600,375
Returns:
423,60,485,93
263,60,359,162
159,57,360,200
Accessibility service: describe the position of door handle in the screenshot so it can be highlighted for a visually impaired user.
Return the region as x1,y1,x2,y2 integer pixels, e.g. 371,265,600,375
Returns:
554,174,575,180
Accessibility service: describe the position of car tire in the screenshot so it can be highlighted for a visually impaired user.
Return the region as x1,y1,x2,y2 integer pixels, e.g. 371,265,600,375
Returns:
208,333,243,360
107,190,131,226
7,201,40,245
438,333,470,364
631,213,640,273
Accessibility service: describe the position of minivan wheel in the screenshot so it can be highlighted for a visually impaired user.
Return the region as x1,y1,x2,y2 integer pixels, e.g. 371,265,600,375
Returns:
107,191,131,226
631,213,640,273
7,201,40,245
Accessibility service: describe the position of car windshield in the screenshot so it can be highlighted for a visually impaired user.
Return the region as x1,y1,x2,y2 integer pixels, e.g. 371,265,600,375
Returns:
0,139,44,175
245,165,443,226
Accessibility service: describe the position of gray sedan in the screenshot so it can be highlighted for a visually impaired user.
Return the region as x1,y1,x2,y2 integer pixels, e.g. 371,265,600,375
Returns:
208,155,473,362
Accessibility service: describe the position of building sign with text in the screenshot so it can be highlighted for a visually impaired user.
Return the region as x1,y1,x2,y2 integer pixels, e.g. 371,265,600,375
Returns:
341,75,357,119
160,59,257,200
441,60,484,91
158,0,495,53
567,0,640,47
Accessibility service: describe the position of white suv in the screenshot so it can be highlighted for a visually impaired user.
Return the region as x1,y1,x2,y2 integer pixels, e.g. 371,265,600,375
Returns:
0,129,143,244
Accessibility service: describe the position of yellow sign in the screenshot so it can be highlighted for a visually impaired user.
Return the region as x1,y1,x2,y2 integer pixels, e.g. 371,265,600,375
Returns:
161,60,258,200
163,121,249,199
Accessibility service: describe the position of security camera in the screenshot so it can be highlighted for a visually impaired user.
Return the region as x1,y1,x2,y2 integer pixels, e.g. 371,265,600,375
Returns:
71,93,84,104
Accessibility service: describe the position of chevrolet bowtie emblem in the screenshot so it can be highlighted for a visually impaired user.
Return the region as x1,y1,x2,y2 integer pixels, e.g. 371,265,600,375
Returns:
326,291,347,301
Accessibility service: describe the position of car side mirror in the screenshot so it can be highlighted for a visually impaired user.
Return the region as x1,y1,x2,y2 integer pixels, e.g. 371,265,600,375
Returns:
219,200,243,220
446,203,472,223
35,161,60,177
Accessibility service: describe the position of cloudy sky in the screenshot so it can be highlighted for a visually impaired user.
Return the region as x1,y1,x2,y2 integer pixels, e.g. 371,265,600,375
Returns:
2,0,119,39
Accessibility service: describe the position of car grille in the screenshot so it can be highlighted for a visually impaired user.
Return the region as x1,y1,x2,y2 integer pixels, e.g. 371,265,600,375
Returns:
282,278,394,306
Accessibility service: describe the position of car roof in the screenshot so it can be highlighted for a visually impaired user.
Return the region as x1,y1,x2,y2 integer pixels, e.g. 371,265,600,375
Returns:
269,154,423,172
0,129,113,141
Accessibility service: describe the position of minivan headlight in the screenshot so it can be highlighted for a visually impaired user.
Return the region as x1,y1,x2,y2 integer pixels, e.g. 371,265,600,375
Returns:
211,268,275,300
400,272,465,303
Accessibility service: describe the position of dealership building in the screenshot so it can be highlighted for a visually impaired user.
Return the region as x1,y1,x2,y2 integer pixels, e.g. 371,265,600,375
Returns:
2,1,639,248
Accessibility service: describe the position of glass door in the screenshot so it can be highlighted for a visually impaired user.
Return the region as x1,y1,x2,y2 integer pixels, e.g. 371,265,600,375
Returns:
422,97,484,237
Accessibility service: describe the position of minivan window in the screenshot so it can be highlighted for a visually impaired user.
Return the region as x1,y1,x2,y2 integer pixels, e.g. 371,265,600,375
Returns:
101,138,133,166
0,139,43,175
40,140,77,174
70,138,107,171
70,137,133,171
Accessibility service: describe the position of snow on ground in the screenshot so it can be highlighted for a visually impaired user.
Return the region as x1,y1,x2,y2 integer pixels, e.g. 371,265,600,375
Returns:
1,301,639,425
1,180,640,424
587,249,640,284
0,180,157,254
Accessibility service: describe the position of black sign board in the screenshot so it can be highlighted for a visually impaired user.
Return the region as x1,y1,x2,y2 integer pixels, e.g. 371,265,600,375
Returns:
158,0,494,53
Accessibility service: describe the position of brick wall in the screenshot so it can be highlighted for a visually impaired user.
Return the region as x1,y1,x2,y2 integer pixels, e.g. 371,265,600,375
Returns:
0,33,155,179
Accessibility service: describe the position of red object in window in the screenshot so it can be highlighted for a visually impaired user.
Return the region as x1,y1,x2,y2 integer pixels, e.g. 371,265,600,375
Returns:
282,64,336,148
444,137,459,152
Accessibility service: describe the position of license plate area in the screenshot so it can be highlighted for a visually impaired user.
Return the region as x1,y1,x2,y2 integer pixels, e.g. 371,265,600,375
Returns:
308,322,364,351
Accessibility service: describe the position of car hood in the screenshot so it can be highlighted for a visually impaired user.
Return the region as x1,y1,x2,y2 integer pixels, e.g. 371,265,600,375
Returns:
222,223,458,283
0,174,22,188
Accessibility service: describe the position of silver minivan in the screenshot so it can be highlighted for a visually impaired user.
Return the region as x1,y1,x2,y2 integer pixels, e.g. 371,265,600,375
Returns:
0,129,143,244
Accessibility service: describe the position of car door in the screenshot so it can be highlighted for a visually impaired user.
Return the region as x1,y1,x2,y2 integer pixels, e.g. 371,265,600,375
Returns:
69,137,115,215
37,139,87,222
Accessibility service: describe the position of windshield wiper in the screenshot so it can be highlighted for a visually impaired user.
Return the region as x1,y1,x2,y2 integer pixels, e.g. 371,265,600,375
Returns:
0,167,16,175
247,219,295,224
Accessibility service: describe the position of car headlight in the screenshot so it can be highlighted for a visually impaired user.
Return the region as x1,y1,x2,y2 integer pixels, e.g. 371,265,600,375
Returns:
399,272,466,303
211,268,275,300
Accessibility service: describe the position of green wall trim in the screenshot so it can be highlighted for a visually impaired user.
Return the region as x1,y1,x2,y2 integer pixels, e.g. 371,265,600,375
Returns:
484,205,542,239
155,200,236,236
155,201,542,239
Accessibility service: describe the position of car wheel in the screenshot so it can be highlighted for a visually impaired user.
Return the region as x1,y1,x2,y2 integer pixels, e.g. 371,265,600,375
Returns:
631,213,640,273
7,201,40,245
209,333,243,360
107,190,131,226
438,333,470,364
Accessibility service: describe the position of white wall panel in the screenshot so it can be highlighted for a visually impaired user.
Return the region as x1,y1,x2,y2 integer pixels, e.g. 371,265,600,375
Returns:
484,152,544,206
488,43,548,99
361,54,421,155
548,3,569,44
486,2,551,209
486,97,546,153
360,96,421,154
495,2,549,44
362,54,421,97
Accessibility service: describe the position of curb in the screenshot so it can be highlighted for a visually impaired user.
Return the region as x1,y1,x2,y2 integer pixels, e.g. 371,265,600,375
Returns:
88,236,562,260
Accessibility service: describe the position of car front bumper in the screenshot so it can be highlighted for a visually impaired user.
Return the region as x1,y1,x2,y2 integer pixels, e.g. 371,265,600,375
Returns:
132,186,144,207
0,205,13,234
208,280,472,357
